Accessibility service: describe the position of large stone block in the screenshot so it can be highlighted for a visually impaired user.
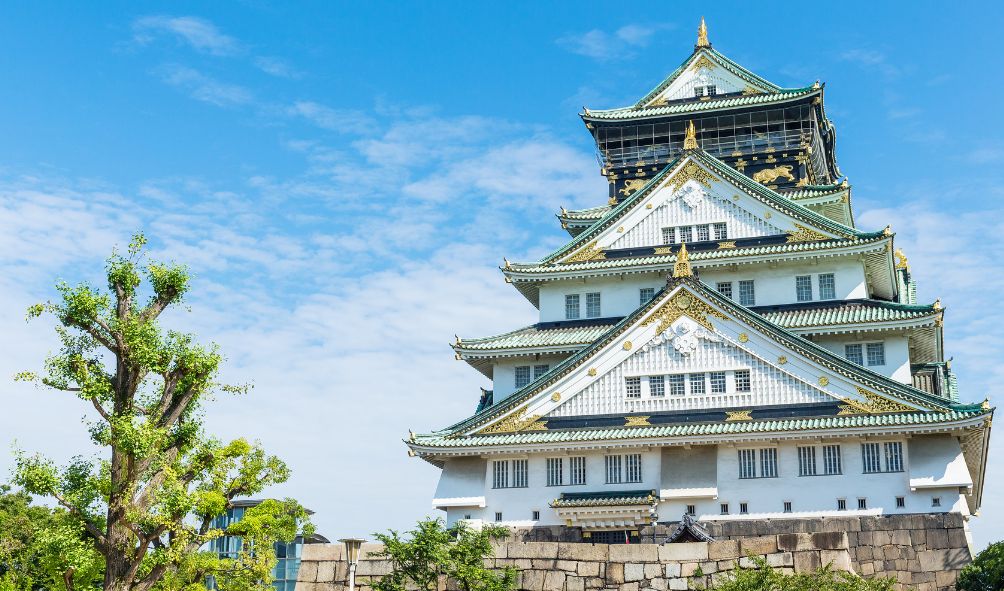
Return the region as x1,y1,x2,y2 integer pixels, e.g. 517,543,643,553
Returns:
576,562,600,577
708,539,740,560
663,563,680,578
520,570,546,591
610,544,659,562
766,552,794,567
623,563,645,582
949,527,969,550
531,559,557,570
918,548,971,571
658,542,708,562
936,570,959,588
793,551,821,574
644,563,663,579
508,542,559,560
304,544,345,562
820,550,852,572
618,582,639,591
316,562,336,583
777,533,814,552
810,532,847,550
491,542,508,559
739,536,777,556
356,560,393,577
566,576,585,591
543,570,566,590
890,529,911,546
558,543,609,562
297,562,318,582
555,560,578,572
606,562,625,585
926,528,950,550
667,579,688,591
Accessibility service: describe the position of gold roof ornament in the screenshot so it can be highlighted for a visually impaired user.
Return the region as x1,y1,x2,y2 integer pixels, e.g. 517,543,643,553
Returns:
683,120,698,150
695,16,710,49
933,298,942,311
673,243,693,278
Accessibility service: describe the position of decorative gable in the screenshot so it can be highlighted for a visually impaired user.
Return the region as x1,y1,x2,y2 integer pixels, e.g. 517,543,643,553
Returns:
642,50,767,107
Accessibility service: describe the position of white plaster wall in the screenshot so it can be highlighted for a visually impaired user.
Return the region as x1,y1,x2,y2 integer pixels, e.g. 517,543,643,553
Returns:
812,335,911,383
436,439,969,527
492,355,569,401
536,259,868,323
658,65,750,103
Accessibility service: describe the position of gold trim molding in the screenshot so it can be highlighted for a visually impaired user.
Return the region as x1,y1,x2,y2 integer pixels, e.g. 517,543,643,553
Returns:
642,289,729,333
786,224,829,243
563,241,606,264
478,405,547,434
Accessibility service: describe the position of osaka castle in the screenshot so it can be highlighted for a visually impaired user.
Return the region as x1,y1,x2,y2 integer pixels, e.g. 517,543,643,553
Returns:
405,19,993,544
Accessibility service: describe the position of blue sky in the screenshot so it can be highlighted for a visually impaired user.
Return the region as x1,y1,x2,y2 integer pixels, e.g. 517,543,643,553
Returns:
2,1,1003,550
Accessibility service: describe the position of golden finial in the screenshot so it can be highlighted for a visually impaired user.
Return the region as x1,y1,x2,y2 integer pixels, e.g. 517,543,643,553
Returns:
673,243,693,278
933,298,942,311
408,430,416,442
982,398,991,411
894,248,909,270
695,16,710,49
455,334,461,345
560,206,568,215
683,120,698,150
883,225,893,236
503,257,512,270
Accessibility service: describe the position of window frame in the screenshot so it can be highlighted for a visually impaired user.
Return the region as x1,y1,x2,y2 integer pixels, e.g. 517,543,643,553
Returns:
565,294,580,320
818,273,836,300
795,275,813,302
738,280,756,306
585,292,602,318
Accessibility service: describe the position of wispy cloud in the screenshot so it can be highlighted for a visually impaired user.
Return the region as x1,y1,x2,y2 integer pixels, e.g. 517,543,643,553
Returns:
133,15,241,56
157,65,252,107
838,48,900,78
287,101,375,134
254,56,301,79
557,23,671,61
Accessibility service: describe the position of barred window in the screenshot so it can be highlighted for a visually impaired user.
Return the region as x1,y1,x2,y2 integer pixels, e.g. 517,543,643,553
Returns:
662,227,676,244
738,280,756,306
716,281,733,299
783,501,792,513
697,224,711,242
649,375,665,397
679,226,693,243
739,502,748,514
532,510,540,520
533,364,549,379
932,497,941,507
823,445,842,475
797,446,817,476
586,292,601,318
625,454,642,483
570,456,586,485
565,294,580,319
862,442,882,473
858,498,868,510
796,275,813,302
713,222,728,240
837,498,847,511
738,449,757,479
512,459,528,488
668,374,686,396
735,369,751,392
515,366,532,388
492,460,509,489
884,441,903,472
709,371,726,393
760,448,778,478
686,504,696,516
605,455,623,484
845,344,863,364
867,343,885,366
546,457,564,486
720,503,729,515
639,287,655,304
495,512,503,521
896,496,906,508
625,377,642,398
689,373,706,395
818,273,836,300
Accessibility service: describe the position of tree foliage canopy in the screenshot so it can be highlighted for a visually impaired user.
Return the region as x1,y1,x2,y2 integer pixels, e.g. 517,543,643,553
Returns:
11,234,311,591
958,541,1004,591
709,558,895,591
372,519,516,591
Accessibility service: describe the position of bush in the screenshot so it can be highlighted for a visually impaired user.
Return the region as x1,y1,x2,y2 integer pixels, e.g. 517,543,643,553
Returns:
709,557,895,591
958,541,1004,591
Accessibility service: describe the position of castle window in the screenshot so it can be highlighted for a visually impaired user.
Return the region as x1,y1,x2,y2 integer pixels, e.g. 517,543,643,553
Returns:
586,292,602,318
862,443,882,473
512,459,528,488
533,364,549,379
932,497,941,507
465,514,472,520
797,446,817,476
515,366,532,388
863,441,904,473
760,448,778,478
710,371,727,393
679,226,694,243
625,377,642,398
738,449,757,479
625,454,643,483
605,455,623,484
720,503,729,515
896,496,906,508
686,504,696,516
662,227,676,244
546,458,564,486
714,222,728,240
783,501,792,513
845,344,863,364
492,460,509,489
668,374,686,396
532,510,540,520
866,343,886,366
640,287,655,304
495,512,503,522
796,275,813,302
818,273,836,300
823,445,842,475
716,282,733,299
570,456,587,485
884,442,904,472
837,498,847,511
857,498,868,510
739,502,748,515
565,294,580,319
689,373,706,395
605,454,642,484
735,369,751,392
738,280,756,305
697,224,711,242
649,375,665,397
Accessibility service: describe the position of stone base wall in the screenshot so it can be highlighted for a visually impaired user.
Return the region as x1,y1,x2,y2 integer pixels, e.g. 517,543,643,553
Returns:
298,533,852,591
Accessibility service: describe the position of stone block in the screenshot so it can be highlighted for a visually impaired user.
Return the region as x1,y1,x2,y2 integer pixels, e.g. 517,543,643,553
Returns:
911,571,935,584
576,562,600,577
556,560,578,572
738,556,757,569
618,583,639,591
860,562,874,576
623,563,645,582
680,563,700,577
316,562,335,583
649,577,668,591
659,542,708,562
663,563,680,578
820,517,860,533
543,570,566,590
793,551,821,574
936,570,959,588
777,533,814,552
739,536,777,556
644,563,663,579
566,576,585,591
918,548,971,571
857,546,873,561
668,579,688,591
297,562,318,582
882,546,901,560
709,539,741,560
585,577,604,589
910,529,928,546
821,550,852,572
810,532,848,550
357,560,393,577
871,530,892,546
698,561,718,575
520,570,545,591
949,528,970,550
531,559,557,570
610,544,659,563
890,529,911,546
558,543,609,562
508,542,558,560
304,544,344,561
944,513,965,528
766,552,794,567
606,562,625,585
927,528,950,550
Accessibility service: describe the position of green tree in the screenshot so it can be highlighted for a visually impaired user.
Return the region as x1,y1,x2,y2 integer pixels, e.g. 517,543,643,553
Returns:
12,234,311,591
959,541,1004,591
709,557,895,591
372,519,516,591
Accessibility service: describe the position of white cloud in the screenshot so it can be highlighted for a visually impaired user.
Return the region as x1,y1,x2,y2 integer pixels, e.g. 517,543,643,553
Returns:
557,23,670,61
133,15,241,56
158,65,252,107
287,101,375,134
254,56,301,79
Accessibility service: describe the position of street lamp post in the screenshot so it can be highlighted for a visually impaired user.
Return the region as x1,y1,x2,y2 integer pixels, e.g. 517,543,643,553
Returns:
339,538,366,591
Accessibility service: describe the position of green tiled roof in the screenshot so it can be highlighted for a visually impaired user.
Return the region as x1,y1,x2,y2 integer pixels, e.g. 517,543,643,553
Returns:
413,410,986,448
560,205,611,221
782,184,848,200
585,88,818,121
456,323,610,353
551,490,658,508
